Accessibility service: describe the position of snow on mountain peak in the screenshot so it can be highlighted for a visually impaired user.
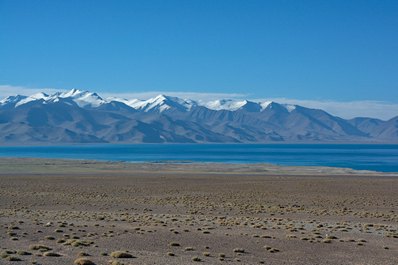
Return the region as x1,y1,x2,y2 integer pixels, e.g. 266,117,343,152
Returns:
56,89,105,107
260,101,272,110
0,88,300,114
206,99,258,111
284,104,296,112
60,88,84,98
31,92,49,99
153,94,168,101
0,95,27,105
261,101,296,112
15,92,50,107
147,94,169,106
74,94,105,107
128,94,195,112
10,89,106,108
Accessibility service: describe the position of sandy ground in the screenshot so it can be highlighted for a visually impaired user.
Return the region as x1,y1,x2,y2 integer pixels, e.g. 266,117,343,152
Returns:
0,158,397,265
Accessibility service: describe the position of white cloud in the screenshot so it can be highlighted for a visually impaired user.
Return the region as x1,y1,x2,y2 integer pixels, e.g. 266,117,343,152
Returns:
0,85,246,102
0,85,65,97
100,91,247,102
0,84,397,120
259,98,398,120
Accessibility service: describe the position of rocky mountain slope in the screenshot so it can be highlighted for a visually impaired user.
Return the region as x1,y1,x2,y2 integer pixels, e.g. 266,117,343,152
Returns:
0,89,397,143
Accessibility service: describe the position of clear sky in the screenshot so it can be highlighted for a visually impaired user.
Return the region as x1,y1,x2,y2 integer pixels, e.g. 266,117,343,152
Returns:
0,0,397,104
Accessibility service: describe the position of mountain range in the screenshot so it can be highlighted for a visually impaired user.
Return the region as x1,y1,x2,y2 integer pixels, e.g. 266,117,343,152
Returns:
0,89,397,144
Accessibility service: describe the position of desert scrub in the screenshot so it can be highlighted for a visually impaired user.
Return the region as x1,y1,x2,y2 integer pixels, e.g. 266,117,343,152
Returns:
269,248,280,253
110,261,124,265
16,250,31,255
1,250,16,258
29,245,52,252
325,235,338,240
43,252,62,257
74,258,96,265
233,248,245,253
64,239,93,247
110,251,135,258
7,256,22,261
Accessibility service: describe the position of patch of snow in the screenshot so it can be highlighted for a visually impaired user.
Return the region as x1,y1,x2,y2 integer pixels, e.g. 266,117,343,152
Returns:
57,89,106,107
129,94,195,112
205,99,249,111
0,95,27,105
284,104,296,112
260,101,272,111
58,88,83,98
15,92,49,107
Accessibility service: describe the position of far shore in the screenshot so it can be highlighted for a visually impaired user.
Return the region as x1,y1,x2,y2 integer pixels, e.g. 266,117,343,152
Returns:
0,157,397,177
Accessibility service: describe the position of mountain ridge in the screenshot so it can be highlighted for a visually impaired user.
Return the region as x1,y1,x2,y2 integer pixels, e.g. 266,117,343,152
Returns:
0,89,397,144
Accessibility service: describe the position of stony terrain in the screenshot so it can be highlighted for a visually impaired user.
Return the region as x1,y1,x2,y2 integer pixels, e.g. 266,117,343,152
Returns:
0,159,397,264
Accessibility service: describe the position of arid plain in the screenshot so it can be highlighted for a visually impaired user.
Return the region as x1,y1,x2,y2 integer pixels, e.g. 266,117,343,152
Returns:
0,158,397,265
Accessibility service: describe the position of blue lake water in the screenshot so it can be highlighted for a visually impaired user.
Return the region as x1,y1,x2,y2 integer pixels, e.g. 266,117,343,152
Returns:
0,144,397,172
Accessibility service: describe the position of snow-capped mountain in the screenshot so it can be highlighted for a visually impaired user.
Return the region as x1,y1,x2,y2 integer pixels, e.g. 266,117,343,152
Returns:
1,89,291,114
0,89,397,143
205,99,251,111
54,89,106,108
8,89,106,108
0,95,27,108
15,92,49,107
124,94,196,112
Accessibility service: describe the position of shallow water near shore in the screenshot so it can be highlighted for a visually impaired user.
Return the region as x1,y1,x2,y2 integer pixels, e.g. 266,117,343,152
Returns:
0,144,397,172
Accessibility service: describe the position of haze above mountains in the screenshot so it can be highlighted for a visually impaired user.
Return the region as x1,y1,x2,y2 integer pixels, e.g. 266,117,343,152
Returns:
0,89,397,144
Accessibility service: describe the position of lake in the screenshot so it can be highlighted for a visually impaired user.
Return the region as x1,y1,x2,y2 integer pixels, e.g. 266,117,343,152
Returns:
0,144,397,172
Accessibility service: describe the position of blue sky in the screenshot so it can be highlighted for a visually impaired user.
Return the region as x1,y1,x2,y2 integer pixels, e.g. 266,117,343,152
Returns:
0,0,398,118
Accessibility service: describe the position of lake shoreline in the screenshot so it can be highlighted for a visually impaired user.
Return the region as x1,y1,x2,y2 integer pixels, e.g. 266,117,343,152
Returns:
1,157,397,176
1,143,398,172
